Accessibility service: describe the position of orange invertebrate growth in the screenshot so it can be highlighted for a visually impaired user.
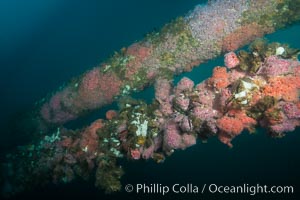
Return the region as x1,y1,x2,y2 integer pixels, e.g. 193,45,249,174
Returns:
263,76,300,102
208,66,230,90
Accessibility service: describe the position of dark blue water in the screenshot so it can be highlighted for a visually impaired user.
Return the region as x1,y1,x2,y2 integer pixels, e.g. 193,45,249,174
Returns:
0,0,299,199
0,0,203,147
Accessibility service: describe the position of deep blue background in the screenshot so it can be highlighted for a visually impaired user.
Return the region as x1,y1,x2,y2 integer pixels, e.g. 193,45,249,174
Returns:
0,0,203,146
0,0,299,199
